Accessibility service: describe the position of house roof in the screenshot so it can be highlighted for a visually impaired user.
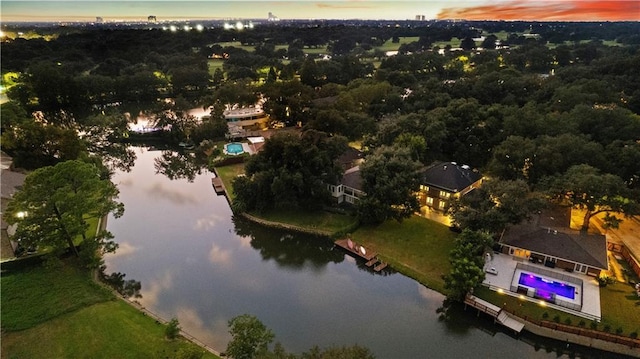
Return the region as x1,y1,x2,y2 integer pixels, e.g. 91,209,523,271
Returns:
336,147,363,170
341,166,363,191
500,218,608,270
421,161,482,193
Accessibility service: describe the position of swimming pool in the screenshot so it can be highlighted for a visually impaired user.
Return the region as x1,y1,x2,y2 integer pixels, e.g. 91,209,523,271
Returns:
518,272,575,300
225,142,245,155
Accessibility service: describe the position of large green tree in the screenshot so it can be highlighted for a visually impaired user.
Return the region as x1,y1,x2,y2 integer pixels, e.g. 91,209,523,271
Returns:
232,131,347,213
443,230,493,300
357,145,422,224
548,164,640,231
449,179,545,234
6,160,124,257
226,314,275,359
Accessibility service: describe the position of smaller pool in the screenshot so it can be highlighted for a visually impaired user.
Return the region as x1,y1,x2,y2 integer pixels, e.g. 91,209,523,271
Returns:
225,142,245,155
518,273,575,300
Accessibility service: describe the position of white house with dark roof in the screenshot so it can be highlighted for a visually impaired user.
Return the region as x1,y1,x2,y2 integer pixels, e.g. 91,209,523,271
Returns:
417,161,483,212
329,166,364,205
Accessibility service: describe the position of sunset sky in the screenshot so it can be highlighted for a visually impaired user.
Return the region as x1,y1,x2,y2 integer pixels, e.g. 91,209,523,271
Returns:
1,0,638,22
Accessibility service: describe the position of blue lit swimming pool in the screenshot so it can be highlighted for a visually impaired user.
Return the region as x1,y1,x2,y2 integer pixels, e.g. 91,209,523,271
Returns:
518,272,575,300
225,142,244,155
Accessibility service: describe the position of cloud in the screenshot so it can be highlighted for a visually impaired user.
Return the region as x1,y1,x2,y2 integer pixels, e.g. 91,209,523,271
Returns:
175,306,222,350
140,271,174,308
208,244,232,268
108,241,138,259
438,1,639,21
316,2,374,10
145,181,200,205
195,213,226,231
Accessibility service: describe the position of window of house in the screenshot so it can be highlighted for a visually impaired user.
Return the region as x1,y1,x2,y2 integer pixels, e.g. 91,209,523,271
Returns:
438,201,445,210
426,197,433,206
420,185,430,192
439,190,450,198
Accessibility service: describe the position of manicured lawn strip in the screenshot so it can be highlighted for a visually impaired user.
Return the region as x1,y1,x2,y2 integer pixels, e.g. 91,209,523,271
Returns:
214,163,246,201
1,300,219,359
473,286,584,325
599,282,640,336
252,209,358,235
351,216,455,293
1,262,113,331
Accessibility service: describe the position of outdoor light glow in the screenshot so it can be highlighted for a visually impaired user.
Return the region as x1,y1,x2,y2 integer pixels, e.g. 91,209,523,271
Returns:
519,295,525,300
235,21,244,30
183,25,190,31
195,24,204,32
169,25,177,32
16,211,27,219
539,300,546,306
497,288,504,294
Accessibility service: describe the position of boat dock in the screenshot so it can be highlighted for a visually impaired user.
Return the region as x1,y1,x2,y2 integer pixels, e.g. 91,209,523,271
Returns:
464,294,525,333
334,238,388,272
211,177,225,195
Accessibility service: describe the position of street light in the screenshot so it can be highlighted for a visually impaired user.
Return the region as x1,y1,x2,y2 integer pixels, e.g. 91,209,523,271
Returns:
16,211,27,219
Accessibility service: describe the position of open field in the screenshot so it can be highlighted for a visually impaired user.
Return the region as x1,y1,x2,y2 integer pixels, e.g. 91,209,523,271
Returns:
1,261,219,359
351,215,456,293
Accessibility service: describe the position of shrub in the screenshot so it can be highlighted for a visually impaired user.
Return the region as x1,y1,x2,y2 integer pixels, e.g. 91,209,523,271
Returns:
542,312,549,319
165,318,181,340
553,315,561,323
578,320,586,327
564,318,572,326
590,320,598,330
603,324,611,333
630,332,638,339
615,327,623,335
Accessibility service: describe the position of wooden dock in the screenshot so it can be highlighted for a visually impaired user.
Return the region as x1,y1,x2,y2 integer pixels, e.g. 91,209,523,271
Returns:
334,239,388,272
211,177,225,195
464,294,525,333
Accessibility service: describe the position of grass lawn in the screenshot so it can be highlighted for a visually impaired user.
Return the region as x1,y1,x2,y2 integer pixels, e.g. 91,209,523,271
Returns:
599,282,640,336
303,46,329,55
473,286,586,325
1,261,219,359
376,36,420,52
1,262,113,331
214,163,246,201
207,59,225,76
252,209,358,236
351,215,456,293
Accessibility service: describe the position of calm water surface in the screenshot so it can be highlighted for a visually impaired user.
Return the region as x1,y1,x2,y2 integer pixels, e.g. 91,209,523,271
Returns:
105,147,623,359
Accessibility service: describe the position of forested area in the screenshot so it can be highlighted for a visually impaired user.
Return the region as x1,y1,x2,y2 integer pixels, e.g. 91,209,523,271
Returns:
2,20,640,231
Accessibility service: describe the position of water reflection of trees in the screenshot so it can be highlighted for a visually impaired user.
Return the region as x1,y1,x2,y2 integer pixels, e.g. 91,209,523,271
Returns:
153,150,209,182
233,216,344,271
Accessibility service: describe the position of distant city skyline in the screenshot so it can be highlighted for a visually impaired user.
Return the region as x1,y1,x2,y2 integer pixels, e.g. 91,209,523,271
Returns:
1,0,638,23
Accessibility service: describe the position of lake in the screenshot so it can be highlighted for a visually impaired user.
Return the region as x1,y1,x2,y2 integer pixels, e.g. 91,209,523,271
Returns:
105,147,624,359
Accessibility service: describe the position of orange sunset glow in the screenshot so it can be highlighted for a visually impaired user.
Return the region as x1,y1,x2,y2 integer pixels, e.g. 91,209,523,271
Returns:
438,1,640,21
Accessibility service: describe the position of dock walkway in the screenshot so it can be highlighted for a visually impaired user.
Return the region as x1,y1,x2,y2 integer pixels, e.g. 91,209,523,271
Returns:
464,294,525,333
334,238,388,272
211,177,225,195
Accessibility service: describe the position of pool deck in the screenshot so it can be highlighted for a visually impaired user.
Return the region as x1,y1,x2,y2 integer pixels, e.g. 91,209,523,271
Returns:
482,252,601,320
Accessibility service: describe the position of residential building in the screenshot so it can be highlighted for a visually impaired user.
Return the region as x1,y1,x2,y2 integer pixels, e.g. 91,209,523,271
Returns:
417,161,482,213
499,207,608,277
329,166,364,205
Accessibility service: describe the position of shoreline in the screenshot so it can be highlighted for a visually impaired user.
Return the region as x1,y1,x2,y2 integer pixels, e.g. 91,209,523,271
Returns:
213,165,639,357
239,209,640,357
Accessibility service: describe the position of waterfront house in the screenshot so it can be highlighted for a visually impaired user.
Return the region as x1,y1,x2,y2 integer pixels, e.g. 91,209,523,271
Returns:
498,207,608,277
329,166,365,205
417,161,483,213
